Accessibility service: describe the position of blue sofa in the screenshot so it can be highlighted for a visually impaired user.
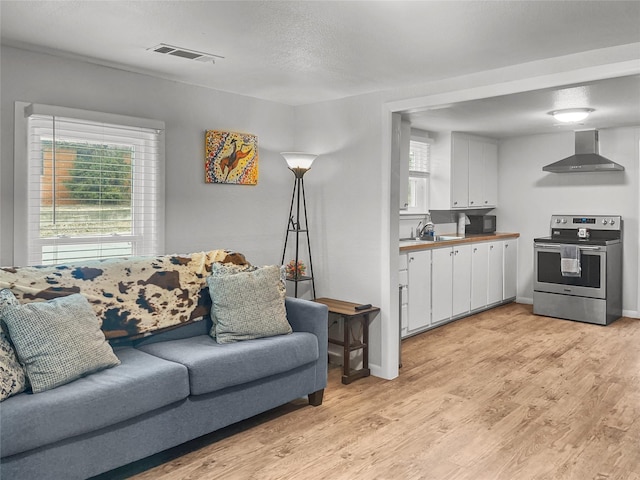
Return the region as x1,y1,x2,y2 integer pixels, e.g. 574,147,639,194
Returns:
0,297,328,479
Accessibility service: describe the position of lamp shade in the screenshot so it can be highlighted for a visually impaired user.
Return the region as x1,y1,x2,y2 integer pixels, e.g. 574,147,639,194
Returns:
281,152,318,170
549,108,594,123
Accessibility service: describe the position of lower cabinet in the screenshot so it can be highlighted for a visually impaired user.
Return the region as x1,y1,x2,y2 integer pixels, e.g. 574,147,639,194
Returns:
407,250,432,334
431,245,471,325
487,241,504,305
470,242,489,310
503,238,518,300
401,237,518,339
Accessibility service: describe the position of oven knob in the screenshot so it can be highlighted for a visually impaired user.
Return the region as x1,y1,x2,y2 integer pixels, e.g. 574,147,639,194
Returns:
602,219,608,225
561,218,567,224
555,218,561,224
609,218,615,225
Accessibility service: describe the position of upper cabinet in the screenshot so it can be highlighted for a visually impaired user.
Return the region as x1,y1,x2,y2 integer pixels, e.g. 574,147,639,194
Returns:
398,121,411,210
430,132,498,210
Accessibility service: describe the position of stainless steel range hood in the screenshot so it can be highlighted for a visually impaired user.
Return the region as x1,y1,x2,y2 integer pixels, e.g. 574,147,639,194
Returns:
543,130,624,173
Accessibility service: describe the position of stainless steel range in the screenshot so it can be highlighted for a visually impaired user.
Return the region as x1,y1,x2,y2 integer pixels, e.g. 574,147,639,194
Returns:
533,215,622,325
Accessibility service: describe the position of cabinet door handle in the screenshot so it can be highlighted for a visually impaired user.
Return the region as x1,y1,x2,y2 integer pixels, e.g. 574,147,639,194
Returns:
473,248,477,252
484,200,488,204
505,244,509,249
454,201,458,205
490,245,494,250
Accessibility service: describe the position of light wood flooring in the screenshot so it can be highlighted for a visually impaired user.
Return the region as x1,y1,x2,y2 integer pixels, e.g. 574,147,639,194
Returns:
115,303,640,480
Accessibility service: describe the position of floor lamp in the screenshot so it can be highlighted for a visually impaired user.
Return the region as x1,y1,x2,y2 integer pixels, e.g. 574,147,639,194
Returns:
280,152,317,298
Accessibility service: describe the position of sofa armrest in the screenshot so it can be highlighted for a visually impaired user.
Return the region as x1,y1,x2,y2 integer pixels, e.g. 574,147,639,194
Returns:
285,297,328,341
285,297,328,397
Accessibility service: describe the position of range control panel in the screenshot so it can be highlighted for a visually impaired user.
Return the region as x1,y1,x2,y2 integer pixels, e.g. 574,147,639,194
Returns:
550,215,621,231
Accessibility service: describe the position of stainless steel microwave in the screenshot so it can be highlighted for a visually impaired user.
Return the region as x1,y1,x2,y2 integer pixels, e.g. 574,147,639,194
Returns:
466,215,496,234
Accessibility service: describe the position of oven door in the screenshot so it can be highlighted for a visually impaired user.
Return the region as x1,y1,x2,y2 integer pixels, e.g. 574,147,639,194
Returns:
534,243,606,299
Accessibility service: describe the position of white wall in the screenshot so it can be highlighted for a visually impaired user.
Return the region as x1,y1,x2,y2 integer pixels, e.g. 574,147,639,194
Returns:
497,128,640,315
0,46,295,266
292,92,391,373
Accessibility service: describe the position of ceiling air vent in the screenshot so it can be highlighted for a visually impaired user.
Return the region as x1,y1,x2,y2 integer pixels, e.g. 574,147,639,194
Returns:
148,44,224,63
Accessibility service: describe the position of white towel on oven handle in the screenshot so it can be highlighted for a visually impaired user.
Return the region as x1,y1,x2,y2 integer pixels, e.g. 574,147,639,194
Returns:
560,245,581,277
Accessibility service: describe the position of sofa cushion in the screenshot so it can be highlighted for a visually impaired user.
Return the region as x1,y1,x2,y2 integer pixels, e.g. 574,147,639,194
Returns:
1,293,120,393
207,265,291,343
137,332,319,396
0,347,189,458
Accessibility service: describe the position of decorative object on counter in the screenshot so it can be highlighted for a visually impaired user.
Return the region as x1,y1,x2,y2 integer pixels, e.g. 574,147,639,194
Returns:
285,260,307,280
280,152,318,298
205,130,258,184
457,212,469,236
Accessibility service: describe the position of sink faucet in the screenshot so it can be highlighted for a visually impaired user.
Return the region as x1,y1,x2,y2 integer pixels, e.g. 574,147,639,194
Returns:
417,214,435,239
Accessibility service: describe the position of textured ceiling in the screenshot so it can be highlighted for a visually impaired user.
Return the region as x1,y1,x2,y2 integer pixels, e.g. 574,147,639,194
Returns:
2,1,640,106
407,75,640,138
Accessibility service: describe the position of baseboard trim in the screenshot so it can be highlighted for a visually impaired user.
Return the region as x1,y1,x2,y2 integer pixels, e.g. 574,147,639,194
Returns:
623,309,640,319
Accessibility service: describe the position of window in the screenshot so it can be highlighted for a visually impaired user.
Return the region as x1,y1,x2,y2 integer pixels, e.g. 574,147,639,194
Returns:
16,103,165,265
407,138,430,213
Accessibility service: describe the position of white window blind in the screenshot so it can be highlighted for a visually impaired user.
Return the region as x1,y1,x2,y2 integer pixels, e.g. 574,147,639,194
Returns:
409,140,430,174
407,138,430,212
24,108,164,265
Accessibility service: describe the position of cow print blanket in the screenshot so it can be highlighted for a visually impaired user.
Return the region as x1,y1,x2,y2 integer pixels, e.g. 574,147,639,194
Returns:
0,250,248,340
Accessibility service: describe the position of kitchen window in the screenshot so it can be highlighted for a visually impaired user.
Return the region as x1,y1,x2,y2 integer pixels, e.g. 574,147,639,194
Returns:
15,103,165,265
406,137,430,213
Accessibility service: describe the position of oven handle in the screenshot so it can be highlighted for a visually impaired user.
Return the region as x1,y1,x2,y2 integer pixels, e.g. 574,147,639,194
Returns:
534,243,602,251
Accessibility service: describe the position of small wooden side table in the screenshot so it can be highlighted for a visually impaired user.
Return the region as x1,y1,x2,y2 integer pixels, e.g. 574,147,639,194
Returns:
313,297,380,385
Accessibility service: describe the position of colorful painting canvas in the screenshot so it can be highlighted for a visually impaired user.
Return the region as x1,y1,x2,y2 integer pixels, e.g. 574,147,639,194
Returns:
205,131,258,185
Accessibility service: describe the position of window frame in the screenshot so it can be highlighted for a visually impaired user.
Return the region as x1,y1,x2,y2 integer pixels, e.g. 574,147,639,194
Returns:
405,135,431,214
14,102,165,266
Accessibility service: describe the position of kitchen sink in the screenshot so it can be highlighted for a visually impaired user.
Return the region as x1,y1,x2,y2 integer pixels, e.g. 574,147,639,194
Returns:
399,235,464,245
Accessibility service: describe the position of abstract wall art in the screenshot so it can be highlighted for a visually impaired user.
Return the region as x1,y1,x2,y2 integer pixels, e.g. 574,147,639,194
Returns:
205,130,258,185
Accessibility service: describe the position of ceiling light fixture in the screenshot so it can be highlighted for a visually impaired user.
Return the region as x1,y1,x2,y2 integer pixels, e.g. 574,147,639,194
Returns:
548,108,594,123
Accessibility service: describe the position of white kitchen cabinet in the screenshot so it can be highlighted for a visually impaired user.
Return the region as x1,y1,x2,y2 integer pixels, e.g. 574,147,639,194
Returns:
451,133,469,208
469,140,498,208
431,248,453,324
487,241,503,305
483,142,498,207
470,242,489,311
503,238,518,300
400,236,518,338
452,245,471,317
399,253,408,337
398,120,411,210
431,244,471,324
430,132,498,210
399,253,409,337
407,249,431,334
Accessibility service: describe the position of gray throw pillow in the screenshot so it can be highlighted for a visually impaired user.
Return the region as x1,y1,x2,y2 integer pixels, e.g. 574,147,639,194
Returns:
207,262,258,338
0,289,27,401
207,265,291,344
2,293,120,393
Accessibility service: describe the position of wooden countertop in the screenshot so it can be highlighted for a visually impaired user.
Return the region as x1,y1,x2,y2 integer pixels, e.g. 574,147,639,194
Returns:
399,232,520,252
